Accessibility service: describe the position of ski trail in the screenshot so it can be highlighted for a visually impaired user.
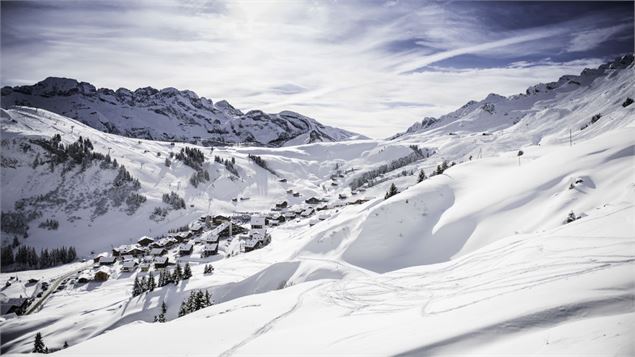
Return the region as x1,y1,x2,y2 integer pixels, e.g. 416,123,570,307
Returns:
218,282,326,357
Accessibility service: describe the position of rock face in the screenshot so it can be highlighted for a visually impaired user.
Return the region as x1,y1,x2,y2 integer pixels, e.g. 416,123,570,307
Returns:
394,55,635,138
1,78,364,146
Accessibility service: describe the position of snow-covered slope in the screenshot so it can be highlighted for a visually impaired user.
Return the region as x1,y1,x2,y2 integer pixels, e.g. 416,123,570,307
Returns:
1,78,365,146
1,56,634,356
394,54,634,144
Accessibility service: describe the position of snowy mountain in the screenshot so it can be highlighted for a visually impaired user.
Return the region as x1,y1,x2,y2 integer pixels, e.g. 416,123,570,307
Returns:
394,54,634,140
0,55,633,356
1,78,365,146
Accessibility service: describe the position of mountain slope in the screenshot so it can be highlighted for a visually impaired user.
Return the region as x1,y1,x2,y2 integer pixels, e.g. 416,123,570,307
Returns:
1,78,365,146
394,55,634,142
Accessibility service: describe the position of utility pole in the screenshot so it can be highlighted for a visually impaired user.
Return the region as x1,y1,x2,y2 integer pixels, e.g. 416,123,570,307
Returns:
569,129,572,147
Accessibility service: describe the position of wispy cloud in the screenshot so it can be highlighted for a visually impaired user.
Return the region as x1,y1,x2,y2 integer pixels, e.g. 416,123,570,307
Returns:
1,0,632,138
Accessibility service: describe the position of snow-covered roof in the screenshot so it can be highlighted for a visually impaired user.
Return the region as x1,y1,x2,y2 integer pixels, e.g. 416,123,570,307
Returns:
99,256,116,264
137,236,154,243
122,261,137,268
251,216,265,226
154,257,168,264
179,243,193,251
150,248,165,255
204,243,218,251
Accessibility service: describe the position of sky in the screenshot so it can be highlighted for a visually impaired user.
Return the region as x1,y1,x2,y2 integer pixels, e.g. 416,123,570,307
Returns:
1,0,633,138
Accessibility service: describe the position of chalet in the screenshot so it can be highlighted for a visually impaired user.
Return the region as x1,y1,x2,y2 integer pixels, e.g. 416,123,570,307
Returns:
331,182,338,186
202,232,219,244
316,205,328,211
94,267,111,281
154,256,169,269
338,193,347,200
190,222,204,234
27,278,39,284
203,243,218,257
293,192,301,197
150,247,166,256
139,262,151,272
93,253,107,263
305,197,322,205
137,236,154,246
99,256,116,266
300,209,314,218
1,298,29,315
175,231,193,242
111,247,123,256
284,212,296,220
151,237,177,249
286,189,294,194
309,218,318,226
126,247,145,257
232,198,238,202
349,198,370,205
213,215,230,225
351,191,358,195
121,260,138,272
121,255,134,262
77,274,91,284
179,243,194,256
275,201,288,209
278,178,288,183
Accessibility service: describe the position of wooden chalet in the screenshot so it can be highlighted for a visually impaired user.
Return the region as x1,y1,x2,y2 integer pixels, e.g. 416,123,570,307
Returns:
178,243,194,256
137,236,155,247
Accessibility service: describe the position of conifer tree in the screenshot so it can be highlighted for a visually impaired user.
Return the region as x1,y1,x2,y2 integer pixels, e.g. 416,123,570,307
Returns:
147,271,155,291
132,276,143,297
417,169,427,183
33,332,46,353
384,183,398,200
183,263,192,279
63,341,69,349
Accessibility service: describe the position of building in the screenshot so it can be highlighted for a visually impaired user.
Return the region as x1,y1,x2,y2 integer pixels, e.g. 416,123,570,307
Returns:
305,197,322,205
94,267,111,281
121,260,138,272
99,256,116,266
240,216,271,252
137,236,155,246
203,243,218,257
139,262,151,272
1,298,29,315
338,193,347,200
150,248,167,256
154,256,169,269
178,243,193,256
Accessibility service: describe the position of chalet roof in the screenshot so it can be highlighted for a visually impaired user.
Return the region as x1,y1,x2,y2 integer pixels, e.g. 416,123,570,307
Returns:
154,256,168,264
122,261,137,269
137,236,154,243
179,243,193,251
99,256,116,264
150,248,165,255
121,255,134,261
97,266,111,274
204,243,218,251
250,216,265,226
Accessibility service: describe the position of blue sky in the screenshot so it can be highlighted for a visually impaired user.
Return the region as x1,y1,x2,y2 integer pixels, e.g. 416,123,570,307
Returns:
1,0,633,138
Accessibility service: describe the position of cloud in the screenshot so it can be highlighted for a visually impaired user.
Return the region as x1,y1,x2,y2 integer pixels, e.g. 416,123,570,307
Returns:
567,23,633,53
0,0,631,138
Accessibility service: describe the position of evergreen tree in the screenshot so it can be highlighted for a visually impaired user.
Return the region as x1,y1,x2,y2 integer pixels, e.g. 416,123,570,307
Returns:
183,263,192,279
63,341,69,349
173,264,182,283
417,169,427,183
147,272,155,292
132,276,143,297
33,332,46,353
158,301,167,322
384,183,398,200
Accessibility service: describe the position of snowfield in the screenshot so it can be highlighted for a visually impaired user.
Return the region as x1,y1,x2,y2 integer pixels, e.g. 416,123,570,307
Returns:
0,56,634,355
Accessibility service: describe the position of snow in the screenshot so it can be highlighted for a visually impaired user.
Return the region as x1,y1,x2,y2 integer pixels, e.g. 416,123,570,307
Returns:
0,56,634,355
